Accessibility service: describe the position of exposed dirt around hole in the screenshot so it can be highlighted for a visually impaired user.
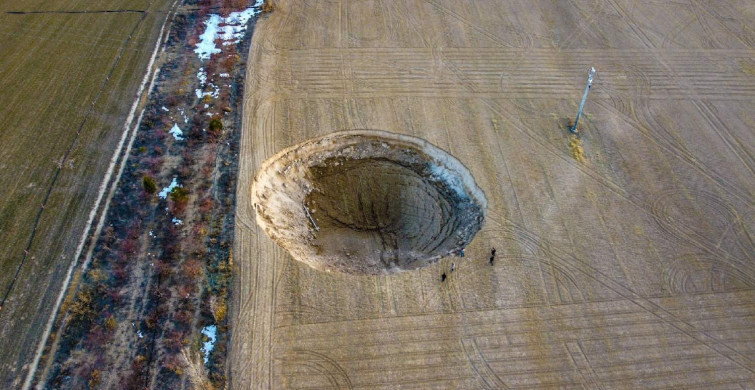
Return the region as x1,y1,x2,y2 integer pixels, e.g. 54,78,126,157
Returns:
252,130,486,274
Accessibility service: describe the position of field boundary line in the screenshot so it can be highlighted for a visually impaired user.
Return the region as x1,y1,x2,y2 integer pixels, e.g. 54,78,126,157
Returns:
21,1,179,388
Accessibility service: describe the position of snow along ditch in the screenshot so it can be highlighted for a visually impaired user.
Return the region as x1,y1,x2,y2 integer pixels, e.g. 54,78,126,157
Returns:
194,2,263,101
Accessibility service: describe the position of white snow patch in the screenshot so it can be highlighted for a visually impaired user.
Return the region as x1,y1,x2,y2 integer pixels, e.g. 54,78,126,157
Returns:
430,163,471,201
219,73,230,78
172,217,183,226
149,230,154,237
193,7,260,61
201,325,217,364
158,177,180,199
137,330,144,339
197,69,207,85
179,108,188,123
196,83,220,100
169,123,184,140
161,106,169,112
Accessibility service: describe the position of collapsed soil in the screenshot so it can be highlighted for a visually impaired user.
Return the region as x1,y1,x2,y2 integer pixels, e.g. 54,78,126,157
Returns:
252,131,486,274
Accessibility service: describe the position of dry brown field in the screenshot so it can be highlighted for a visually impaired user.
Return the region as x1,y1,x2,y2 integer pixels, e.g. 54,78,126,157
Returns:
0,0,173,386
233,0,755,388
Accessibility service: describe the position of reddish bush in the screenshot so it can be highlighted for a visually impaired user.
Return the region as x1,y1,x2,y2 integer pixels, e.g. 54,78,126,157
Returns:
173,309,193,326
145,156,164,173
123,355,147,390
154,129,167,141
113,263,129,282
176,283,196,300
169,187,190,215
163,354,184,376
106,287,123,304
198,197,213,214
182,258,204,281
165,330,187,352
221,51,238,73
119,238,138,254
127,221,142,239
84,325,109,350
155,260,174,279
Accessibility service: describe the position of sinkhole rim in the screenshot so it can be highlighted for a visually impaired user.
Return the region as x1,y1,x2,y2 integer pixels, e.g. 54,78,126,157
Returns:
251,129,487,275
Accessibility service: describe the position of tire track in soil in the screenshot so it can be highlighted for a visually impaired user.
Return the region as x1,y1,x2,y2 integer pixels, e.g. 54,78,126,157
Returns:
486,222,755,375
597,99,753,206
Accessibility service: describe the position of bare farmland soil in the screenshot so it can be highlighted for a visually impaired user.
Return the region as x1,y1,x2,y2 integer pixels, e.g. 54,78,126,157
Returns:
233,0,755,388
0,0,174,386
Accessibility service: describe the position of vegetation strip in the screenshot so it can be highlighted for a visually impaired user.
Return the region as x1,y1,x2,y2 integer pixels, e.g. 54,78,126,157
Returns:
36,1,265,388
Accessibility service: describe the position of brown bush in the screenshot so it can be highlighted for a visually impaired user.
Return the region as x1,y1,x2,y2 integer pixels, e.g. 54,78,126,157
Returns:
164,354,184,376
182,259,204,281
208,117,223,138
177,284,197,303
169,187,190,214
165,330,188,352
198,197,214,215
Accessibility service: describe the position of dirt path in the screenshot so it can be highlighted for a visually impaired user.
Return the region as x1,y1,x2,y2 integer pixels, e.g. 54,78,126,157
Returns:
232,0,755,388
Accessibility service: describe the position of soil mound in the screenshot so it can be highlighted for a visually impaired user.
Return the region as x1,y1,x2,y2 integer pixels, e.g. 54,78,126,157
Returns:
251,130,486,274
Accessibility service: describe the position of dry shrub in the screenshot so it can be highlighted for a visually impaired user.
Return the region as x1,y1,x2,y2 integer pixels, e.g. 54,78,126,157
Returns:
105,316,117,331
69,289,94,322
212,298,227,322
262,0,274,13
89,369,101,388
180,347,215,390
182,259,204,281
170,187,190,214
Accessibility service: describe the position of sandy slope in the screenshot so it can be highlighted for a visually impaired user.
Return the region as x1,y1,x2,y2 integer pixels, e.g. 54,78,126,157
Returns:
232,0,755,388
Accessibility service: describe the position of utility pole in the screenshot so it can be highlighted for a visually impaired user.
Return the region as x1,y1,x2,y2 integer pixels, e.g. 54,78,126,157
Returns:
570,67,596,134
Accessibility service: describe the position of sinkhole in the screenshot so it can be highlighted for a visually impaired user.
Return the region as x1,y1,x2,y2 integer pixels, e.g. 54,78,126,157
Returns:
251,130,486,275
